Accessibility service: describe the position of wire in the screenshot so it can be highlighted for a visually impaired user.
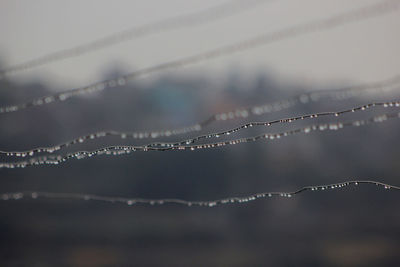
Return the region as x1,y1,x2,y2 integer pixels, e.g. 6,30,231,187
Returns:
1,180,398,207
1,100,399,157
0,0,275,79
1,0,398,114
1,109,397,168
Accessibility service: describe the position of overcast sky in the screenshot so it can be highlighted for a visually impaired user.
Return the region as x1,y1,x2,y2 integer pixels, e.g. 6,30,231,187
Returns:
1,0,399,90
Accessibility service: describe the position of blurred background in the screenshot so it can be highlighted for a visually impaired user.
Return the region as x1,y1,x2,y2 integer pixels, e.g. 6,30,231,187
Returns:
0,0,400,266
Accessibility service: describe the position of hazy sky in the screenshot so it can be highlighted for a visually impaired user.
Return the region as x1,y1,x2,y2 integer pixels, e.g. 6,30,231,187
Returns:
1,0,399,90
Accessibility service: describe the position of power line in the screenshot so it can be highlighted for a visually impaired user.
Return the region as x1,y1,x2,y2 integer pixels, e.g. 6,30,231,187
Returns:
1,180,398,207
1,0,398,114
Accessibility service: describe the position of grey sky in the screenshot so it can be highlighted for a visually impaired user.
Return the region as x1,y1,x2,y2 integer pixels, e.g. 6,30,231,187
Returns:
0,0,399,90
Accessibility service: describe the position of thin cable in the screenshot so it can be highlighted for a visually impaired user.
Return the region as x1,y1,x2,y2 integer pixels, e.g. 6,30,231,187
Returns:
2,76,399,157
0,0,274,79
1,100,399,157
1,0,398,114
1,110,397,168
1,180,398,207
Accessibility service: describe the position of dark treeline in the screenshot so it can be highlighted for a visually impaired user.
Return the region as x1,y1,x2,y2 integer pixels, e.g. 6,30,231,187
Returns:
0,67,399,266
